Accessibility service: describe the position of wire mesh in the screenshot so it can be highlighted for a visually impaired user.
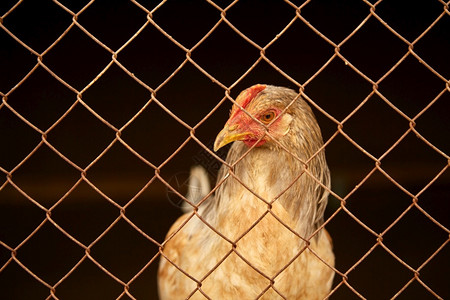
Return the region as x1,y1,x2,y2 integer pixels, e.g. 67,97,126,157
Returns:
0,0,449,299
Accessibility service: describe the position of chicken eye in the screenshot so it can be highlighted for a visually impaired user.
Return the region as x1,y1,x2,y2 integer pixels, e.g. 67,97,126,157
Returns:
261,111,276,123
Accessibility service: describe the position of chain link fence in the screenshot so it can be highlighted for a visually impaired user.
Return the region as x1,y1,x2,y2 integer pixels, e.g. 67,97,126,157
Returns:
1,0,449,299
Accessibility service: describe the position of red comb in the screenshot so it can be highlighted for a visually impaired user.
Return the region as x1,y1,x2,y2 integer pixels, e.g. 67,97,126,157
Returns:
237,84,266,109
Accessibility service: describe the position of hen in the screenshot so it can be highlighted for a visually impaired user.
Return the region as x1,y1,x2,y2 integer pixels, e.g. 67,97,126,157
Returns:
158,84,335,299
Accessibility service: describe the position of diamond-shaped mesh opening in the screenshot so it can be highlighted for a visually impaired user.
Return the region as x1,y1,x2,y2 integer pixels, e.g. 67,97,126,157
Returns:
125,182,181,242
90,219,159,281
152,0,220,48
0,29,36,92
228,59,297,92
0,184,45,247
1,1,448,299
78,0,147,50
376,0,444,41
120,100,190,166
380,132,448,194
383,207,448,269
325,134,375,197
82,64,150,128
301,0,368,43
43,26,112,90
118,23,186,89
155,62,225,126
126,262,158,300
415,91,450,154
55,259,124,299
349,246,413,298
306,58,373,121
266,17,334,84
419,245,450,298
330,284,364,300
10,145,80,208
418,171,450,230
395,280,445,300
46,104,116,168
0,107,41,170
50,180,119,245
378,55,444,117
6,66,75,130
343,93,411,158
414,15,450,79
15,222,83,285
344,171,412,233
193,22,260,85
0,261,49,300
158,140,217,182
86,142,155,206
1,0,71,53
340,17,406,80
226,0,295,46
326,210,375,272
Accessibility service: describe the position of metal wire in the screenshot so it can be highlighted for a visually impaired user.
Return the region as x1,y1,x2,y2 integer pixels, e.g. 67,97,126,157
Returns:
0,0,449,299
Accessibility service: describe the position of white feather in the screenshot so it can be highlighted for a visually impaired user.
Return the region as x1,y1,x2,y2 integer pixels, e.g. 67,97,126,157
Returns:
182,165,211,212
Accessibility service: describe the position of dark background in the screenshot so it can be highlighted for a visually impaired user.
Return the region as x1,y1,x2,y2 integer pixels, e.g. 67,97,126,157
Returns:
0,0,449,299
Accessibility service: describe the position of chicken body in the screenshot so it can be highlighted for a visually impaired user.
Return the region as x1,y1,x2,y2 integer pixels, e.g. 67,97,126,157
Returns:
158,85,335,299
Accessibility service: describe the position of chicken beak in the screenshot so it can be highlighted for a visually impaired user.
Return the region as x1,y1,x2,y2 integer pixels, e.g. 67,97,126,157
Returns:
213,124,250,152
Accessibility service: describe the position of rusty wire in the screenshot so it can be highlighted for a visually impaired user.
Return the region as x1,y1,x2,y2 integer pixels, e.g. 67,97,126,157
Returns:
0,0,449,299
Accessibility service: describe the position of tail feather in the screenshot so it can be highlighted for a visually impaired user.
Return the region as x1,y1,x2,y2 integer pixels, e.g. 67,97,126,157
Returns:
182,166,211,213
